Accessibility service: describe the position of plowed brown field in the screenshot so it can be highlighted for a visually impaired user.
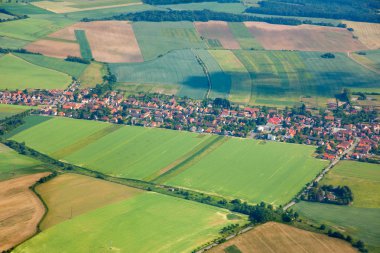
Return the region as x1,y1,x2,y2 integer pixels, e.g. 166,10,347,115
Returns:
195,21,241,49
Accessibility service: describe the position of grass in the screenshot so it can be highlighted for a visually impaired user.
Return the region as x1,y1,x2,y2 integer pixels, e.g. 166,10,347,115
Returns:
294,201,380,251
165,138,328,205
15,53,88,79
4,115,52,139
74,30,93,61
36,173,142,229
228,22,263,50
132,21,207,60
161,2,246,14
0,104,30,120
0,3,52,15
110,49,208,99
78,62,106,88
321,161,380,208
209,50,251,104
14,191,243,253
0,54,72,90
0,143,42,181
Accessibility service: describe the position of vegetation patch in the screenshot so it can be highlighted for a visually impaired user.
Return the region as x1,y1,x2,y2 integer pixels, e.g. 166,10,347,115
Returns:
75,29,93,61
195,21,241,49
0,104,29,120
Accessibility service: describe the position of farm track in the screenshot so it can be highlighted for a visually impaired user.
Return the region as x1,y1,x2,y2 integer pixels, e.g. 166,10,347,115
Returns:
347,52,380,74
151,135,227,183
50,124,121,158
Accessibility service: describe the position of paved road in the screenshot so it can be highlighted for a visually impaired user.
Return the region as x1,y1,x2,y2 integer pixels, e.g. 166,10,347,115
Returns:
283,137,360,211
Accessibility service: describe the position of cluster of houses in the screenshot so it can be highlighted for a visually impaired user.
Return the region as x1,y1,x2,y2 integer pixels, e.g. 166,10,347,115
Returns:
1,87,379,162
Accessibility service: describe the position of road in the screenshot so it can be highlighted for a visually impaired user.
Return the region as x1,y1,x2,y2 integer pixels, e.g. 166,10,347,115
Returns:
283,137,360,211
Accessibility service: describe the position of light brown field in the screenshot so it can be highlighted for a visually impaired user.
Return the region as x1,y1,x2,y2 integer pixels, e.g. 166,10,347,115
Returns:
244,22,368,52
49,21,143,63
211,222,357,253
195,21,241,49
25,39,81,59
36,173,142,230
0,172,50,252
344,21,380,49
78,62,106,88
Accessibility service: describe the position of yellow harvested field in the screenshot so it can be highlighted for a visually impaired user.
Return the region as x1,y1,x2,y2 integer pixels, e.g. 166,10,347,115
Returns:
25,39,81,59
48,21,143,63
0,172,50,252
244,22,368,52
78,62,106,88
345,21,380,49
36,173,142,229
211,222,357,253
32,1,142,14
195,21,241,49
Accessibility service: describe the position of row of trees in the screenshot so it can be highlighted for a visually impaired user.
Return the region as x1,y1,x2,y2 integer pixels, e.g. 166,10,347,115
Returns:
0,8,28,23
143,0,238,5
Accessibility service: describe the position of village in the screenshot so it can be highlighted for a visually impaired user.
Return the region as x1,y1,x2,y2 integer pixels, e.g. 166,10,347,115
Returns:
1,84,379,163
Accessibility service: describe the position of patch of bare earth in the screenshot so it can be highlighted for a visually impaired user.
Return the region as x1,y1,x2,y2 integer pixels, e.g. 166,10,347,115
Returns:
0,172,50,252
211,222,357,253
244,22,368,52
50,21,143,63
195,21,241,49
25,39,81,58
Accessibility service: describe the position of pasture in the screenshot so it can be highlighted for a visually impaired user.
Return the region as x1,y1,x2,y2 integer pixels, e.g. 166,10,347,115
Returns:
36,173,142,229
211,222,356,253
321,161,380,208
14,191,242,253
132,21,207,60
0,54,72,90
294,202,380,252
78,62,106,88
165,138,327,205
344,21,380,50
0,104,29,120
110,49,208,99
244,22,367,52
0,172,50,252
195,21,241,49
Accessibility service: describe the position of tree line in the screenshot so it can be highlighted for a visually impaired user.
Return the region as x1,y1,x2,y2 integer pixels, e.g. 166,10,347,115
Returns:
143,0,238,5
0,8,28,23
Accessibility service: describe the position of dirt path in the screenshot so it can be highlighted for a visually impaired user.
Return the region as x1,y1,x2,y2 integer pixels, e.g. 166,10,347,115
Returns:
0,172,50,252
347,52,380,74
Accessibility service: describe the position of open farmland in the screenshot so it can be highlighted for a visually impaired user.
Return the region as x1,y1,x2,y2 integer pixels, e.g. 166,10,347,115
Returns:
78,62,106,88
345,21,380,50
0,104,29,120
209,50,251,104
321,161,380,208
294,202,380,252
0,143,43,181
228,22,263,50
0,172,50,252
14,191,243,253
244,22,368,52
348,50,380,74
211,222,356,253
111,49,208,99
36,173,142,229
26,39,81,59
165,138,327,205
195,21,241,49
0,54,71,90
132,22,207,60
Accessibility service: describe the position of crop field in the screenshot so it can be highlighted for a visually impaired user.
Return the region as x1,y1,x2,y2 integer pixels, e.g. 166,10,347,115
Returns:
165,138,327,205
244,22,368,52
294,202,380,251
0,104,29,120
195,21,241,49
321,161,380,208
15,53,88,78
4,115,52,139
344,21,380,50
26,38,81,59
211,222,356,253
0,143,43,181
78,62,106,88
0,54,71,90
75,29,93,60
32,0,141,13
228,22,263,50
0,172,50,252
14,191,242,253
132,22,207,60
209,50,251,104
36,173,142,229
110,49,208,99
0,3,52,15
162,2,246,13
348,50,380,74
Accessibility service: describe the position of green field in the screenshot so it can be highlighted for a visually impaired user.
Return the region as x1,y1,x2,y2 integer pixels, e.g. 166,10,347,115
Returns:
0,104,30,120
161,2,246,13
0,3,52,15
321,161,380,208
75,29,93,61
15,53,88,79
132,22,207,60
228,22,263,50
110,49,208,99
0,54,72,90
4,115,52,139
15,190,243,253
294,201,380,252
0,143,43,181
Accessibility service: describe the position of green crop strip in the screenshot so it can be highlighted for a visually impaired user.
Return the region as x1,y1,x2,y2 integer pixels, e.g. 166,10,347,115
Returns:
75,30,93,61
